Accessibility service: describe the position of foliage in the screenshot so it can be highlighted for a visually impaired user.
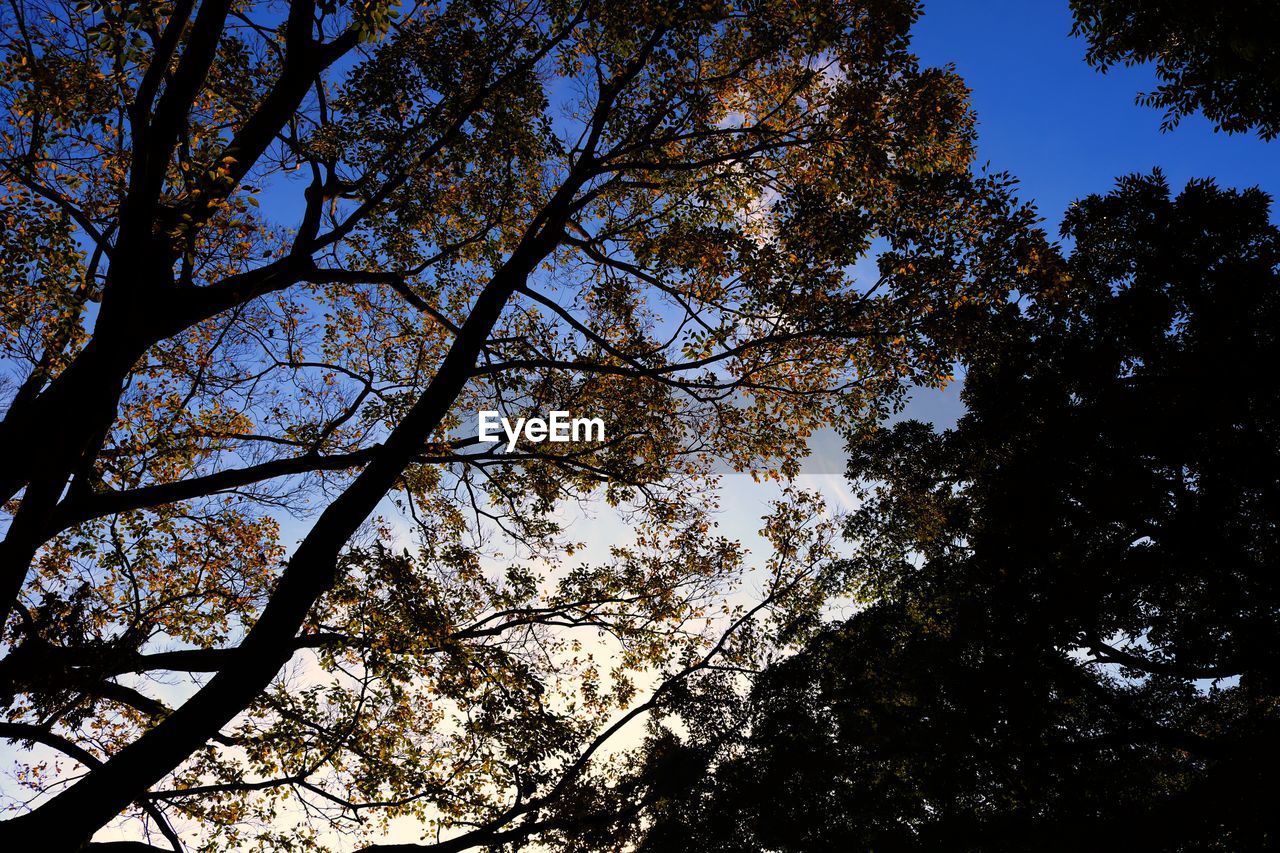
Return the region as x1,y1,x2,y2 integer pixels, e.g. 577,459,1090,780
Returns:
1071,0,1280,138
629,173,1280,851
0,0,1045,848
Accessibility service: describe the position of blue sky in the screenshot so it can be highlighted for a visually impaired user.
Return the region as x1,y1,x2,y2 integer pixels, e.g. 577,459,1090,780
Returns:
888,0,1280,434
912,1,1280,233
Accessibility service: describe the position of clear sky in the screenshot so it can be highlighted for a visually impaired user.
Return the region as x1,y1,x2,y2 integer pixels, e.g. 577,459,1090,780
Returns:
912,1,1280,234
883,0,1280,437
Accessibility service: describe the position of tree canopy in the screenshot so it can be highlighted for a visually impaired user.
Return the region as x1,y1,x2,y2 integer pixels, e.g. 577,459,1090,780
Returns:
1071,0,1280,138
631,173,1280,851
0,0,1045,849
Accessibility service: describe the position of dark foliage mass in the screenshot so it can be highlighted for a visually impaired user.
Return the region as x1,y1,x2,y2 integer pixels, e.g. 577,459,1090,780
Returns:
633,173,1280,851
1071,0,1280,138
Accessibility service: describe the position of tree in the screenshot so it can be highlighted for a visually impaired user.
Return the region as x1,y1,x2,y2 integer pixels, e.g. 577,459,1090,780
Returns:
1070,0,1280,139
630,173,1280,850
0,0,1041,848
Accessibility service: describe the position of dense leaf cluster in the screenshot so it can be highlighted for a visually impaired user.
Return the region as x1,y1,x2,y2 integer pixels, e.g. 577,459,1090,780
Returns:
0,0,1043,848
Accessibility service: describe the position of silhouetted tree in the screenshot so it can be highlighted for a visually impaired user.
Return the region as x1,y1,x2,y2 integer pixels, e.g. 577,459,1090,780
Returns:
1071,0,1280,138
0,1,1047,848
627,172,1280,851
